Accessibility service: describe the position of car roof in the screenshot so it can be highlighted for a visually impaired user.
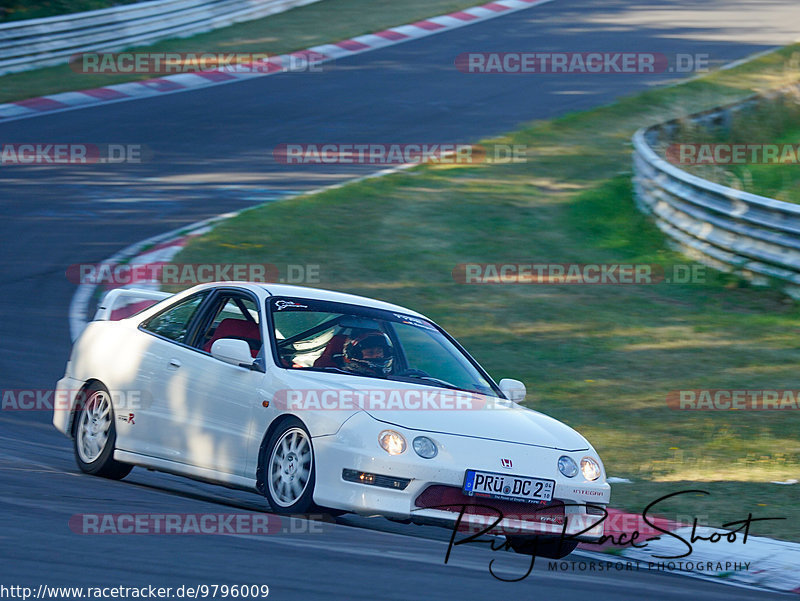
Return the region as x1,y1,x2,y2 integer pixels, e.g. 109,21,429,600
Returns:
194,282,427,319
259,283,427,318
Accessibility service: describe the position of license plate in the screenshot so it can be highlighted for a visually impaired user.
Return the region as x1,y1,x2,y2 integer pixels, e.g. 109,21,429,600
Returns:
463,469,554,503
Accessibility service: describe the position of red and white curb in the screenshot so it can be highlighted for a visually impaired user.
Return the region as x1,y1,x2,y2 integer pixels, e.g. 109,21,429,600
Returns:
100,228,208,321
68,213,233,333
617,524,800,593
0,0,553,123
574,506,800,594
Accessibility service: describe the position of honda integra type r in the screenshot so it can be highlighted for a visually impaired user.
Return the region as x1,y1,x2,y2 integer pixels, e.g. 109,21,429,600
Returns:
54,282,610,558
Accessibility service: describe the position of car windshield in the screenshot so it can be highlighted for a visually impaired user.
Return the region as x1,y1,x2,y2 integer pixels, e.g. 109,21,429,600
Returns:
269,297,498,396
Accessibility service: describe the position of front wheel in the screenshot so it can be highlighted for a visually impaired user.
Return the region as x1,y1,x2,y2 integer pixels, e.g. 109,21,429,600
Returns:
263,418,316,514
73,383,132,480
506,536,578,559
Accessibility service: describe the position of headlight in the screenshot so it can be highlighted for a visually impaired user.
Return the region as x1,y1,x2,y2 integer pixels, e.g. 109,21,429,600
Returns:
378,430,406,455
412,436,438,459
581,457,601,481
558,455,579,478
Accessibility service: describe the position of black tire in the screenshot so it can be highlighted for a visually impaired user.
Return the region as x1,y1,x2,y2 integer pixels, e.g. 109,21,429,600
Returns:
263,417,316,514
506,536,578,559
72,383,132,480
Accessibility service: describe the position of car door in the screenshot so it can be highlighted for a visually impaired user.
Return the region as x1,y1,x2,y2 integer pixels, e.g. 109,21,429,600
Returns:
130,291,212,460
149,289,266,476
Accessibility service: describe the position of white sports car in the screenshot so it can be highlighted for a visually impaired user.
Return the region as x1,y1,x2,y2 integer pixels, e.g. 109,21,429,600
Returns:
54,282,610,557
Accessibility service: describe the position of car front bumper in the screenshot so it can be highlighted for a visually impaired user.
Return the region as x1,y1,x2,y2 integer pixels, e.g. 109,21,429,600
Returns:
312,412,610,541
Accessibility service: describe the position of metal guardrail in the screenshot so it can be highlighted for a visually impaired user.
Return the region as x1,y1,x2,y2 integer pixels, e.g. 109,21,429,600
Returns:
632,86,800,296
0,0,322,75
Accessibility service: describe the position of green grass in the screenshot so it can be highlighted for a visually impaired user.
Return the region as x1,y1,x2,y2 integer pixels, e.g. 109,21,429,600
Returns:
658,93,800,204
173,44,800,541
611,481,795,541
0,0,488,104
715,125,800,204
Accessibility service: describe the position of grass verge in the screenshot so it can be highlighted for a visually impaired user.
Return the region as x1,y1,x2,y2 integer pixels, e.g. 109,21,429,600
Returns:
174,45,800,541
1,0,490,104
659,91,800,204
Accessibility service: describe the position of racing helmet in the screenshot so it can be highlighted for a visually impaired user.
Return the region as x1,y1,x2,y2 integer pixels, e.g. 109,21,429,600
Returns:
342,331,394,376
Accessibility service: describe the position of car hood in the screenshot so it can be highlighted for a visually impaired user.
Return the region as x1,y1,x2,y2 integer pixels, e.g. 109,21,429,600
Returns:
277,372,590,451
368,402,590,452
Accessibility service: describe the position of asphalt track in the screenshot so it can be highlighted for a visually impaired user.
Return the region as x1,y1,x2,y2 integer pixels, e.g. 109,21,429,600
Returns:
1,0,799,598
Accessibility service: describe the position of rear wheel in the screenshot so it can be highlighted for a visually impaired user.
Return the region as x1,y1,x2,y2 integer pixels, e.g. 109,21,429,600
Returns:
506,536,578,559
73,383,132,480
264,418,315,514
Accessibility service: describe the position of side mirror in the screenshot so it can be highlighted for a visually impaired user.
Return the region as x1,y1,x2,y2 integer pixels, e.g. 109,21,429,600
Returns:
499,378,526,403
211,338,254,368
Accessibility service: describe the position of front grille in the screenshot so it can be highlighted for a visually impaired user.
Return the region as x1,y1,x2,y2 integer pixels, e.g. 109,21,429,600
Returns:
415,484,565,525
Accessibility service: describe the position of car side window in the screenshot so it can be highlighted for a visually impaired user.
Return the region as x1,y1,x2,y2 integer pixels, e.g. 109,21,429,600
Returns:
140,293,207,343
198,295,262,356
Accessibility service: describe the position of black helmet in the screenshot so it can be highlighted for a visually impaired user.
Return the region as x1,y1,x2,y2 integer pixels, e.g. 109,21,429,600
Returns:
342,331,393,376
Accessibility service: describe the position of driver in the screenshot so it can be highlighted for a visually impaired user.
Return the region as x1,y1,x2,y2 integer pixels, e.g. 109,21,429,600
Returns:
341,331,394,377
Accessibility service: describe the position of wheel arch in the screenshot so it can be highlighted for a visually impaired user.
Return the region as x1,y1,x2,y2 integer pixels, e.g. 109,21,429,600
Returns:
255,413,311,494
68,378,105,438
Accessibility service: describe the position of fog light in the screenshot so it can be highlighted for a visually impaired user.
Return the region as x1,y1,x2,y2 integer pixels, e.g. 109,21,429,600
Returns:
558,455,579,478
412,436,438,459
581,457,601,481
342,469,410,490
586,504,606,516
379,430,406,455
